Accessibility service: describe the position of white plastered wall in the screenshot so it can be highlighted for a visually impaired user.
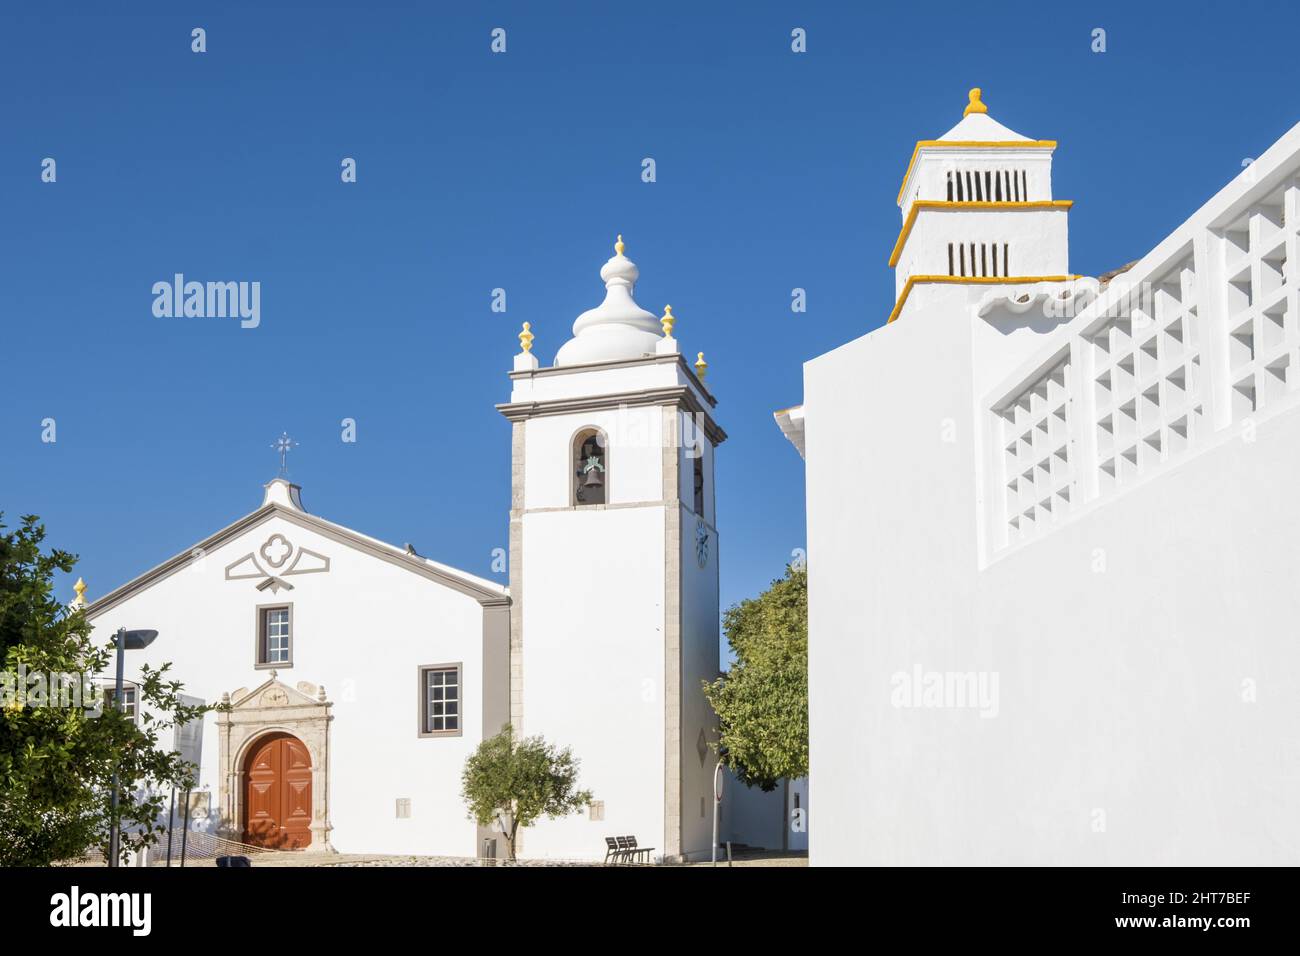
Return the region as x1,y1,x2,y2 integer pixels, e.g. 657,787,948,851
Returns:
514,394,669,859
894,208,1070,296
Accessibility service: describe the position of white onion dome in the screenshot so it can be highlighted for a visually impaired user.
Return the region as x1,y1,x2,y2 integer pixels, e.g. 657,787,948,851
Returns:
554,235,665,366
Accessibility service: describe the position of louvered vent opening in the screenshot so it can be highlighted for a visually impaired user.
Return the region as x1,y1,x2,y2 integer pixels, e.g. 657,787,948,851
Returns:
948,242,1012,277
946,169,1029,202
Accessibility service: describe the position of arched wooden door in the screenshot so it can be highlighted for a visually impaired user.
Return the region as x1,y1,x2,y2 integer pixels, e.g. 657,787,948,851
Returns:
243,732,313,849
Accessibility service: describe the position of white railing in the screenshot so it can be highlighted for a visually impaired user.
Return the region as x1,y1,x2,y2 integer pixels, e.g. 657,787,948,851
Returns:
989,171,1299,554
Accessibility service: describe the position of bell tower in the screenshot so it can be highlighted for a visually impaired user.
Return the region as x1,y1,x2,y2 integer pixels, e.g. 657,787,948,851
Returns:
496,237,726,862
889,88,1074,321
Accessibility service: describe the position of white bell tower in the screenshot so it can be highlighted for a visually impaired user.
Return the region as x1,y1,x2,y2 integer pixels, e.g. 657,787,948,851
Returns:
497,236,726,862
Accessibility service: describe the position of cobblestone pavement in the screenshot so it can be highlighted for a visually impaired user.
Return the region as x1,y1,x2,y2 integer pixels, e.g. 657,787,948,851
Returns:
246,850,807,867
250,853,605,867
682,851,807,867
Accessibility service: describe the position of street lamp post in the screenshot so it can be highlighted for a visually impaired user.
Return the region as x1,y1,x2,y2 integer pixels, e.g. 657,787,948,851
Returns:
711,753,727,866
107,627,157,868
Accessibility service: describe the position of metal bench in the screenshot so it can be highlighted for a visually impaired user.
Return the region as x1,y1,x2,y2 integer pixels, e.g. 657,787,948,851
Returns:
603,836,622,863
615,835,654,864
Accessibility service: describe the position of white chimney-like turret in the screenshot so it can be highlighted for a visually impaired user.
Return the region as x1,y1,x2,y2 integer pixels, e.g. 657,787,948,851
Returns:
889,88,1074,320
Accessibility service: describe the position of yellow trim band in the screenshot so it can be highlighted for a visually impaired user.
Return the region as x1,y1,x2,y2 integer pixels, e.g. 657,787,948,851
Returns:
888,200,1073,267
887,274,1080,325
896,140,1057,206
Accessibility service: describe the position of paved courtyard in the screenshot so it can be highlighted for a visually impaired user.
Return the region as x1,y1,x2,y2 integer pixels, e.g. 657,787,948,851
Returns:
207,849,808,867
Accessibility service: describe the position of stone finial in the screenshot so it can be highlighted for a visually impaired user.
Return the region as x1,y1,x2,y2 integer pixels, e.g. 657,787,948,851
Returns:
661,305,675,337
317,685,327,703
615,233,625,256
519,321,534,353
964,87,988,117
70,577,88,610
695,351,708,381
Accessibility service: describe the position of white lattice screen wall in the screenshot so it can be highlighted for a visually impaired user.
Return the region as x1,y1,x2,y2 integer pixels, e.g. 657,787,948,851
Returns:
996,353,1075,546
1090,253,1206,495
988,174,1300,554
1219,181,1299,420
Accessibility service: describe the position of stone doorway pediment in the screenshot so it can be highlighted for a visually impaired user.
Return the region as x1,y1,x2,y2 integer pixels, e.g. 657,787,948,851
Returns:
216,672,334,852
228,673,328,711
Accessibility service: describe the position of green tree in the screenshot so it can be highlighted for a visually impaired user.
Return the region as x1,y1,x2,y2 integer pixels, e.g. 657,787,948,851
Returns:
704,564,808,791
0,513,209,866
461,724,592,861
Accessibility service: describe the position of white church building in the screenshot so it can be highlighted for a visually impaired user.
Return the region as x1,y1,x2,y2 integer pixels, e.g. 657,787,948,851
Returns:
82,238,764,862
779,90,1300,865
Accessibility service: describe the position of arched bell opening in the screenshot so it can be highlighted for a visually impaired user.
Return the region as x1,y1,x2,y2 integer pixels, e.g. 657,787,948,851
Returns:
572,428,608,506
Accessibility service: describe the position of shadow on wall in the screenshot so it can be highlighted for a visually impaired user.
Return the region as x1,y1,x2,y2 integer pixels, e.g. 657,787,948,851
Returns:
720,771,807,852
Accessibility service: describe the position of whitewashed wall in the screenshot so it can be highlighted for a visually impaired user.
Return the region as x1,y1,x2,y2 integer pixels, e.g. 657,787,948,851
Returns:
513,389,670,859
519,503,668,860
804,122,1300,866
894,208,1070,295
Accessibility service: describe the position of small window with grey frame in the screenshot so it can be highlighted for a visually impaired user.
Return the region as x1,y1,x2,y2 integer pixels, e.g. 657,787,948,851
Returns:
258,605,292,666
420,664,462,736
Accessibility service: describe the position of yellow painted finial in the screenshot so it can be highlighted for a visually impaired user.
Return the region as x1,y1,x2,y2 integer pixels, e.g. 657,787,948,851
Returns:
964,87,988,116
694,351,708,381
71,576,87,609
519,321,534,353
615,234,625,256
661,305,675,337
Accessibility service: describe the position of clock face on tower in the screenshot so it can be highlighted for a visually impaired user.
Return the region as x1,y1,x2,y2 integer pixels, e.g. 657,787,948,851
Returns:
695,519,709,568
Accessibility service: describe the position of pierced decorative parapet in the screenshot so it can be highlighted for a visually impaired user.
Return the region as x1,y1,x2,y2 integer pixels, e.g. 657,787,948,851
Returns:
985,172,1300,556
1089,251,1205,496
994,353,1075,547
1216,179,1298,421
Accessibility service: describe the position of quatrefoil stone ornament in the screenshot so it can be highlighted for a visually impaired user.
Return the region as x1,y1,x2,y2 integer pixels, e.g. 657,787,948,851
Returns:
260,533,293,569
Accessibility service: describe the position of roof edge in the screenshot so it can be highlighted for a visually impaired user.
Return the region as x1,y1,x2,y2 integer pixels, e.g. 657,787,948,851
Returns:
84,503,510,619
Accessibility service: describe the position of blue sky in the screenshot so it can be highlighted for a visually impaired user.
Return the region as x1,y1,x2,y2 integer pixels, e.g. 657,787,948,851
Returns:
2,1,1297,654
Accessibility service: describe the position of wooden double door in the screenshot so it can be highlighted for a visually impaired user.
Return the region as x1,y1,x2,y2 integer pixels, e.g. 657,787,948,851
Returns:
243,732,313,849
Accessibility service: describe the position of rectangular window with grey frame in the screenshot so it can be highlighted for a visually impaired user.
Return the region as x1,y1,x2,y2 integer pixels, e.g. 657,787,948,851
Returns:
258,605,292,666
419,664,462,737
103,683,138,721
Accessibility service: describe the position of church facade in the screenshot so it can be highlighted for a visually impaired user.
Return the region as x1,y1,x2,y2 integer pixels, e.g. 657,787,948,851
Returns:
780,91,1300,865
83,238,748,862
85,478,510,856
